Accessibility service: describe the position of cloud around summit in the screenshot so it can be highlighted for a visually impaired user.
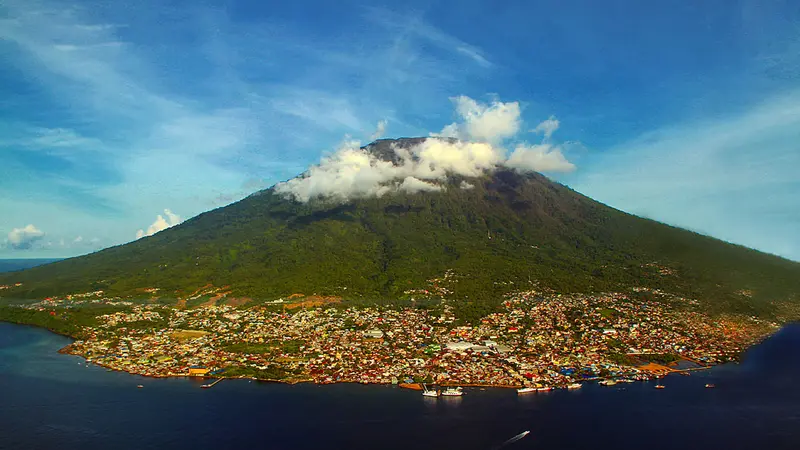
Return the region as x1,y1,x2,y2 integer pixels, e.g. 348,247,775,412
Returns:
275,95,577,203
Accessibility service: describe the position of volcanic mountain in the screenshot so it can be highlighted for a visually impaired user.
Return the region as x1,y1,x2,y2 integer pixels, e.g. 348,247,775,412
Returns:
2,138,799,320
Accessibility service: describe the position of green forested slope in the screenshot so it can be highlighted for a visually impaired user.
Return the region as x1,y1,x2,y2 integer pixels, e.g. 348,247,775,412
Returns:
2,145,798,319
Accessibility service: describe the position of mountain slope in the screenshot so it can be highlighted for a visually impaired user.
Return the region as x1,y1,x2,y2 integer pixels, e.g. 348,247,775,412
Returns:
2,139,799,320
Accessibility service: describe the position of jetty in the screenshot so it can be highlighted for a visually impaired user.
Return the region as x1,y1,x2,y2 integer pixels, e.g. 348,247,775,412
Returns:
201,378,223,389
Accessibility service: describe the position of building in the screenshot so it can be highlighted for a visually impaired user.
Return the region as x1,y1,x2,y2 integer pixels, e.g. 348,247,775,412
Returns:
446,341,474,352
364,329,384,339
188,366,210,376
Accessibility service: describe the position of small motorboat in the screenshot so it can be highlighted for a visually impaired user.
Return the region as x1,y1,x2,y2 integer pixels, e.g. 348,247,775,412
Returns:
705,383,715,388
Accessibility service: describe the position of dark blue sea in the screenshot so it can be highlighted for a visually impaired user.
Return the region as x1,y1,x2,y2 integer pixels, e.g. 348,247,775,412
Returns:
0,258,60,273
1,321,799,450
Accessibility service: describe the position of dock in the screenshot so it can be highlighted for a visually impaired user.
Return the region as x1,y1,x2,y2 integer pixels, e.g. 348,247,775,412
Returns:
201,378,223,389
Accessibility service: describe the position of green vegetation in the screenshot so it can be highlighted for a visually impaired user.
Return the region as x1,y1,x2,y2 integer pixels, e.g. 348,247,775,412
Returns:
0,304,126,338
2,139,799,322
639,353,681,365
606,352,638,366
222,339,304,354
222,364,299,380
222,342,275,354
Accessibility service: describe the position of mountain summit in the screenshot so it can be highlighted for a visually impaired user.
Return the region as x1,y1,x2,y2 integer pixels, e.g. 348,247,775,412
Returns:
2,138,799,320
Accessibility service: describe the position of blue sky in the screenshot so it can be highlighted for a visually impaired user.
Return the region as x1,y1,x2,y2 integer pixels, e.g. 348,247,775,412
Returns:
1,0,798,260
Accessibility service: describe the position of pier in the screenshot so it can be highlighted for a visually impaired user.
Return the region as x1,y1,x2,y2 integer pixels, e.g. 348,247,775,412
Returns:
201,378,223,389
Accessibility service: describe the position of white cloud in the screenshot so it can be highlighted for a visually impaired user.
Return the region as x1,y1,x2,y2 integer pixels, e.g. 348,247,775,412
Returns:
371,120,388,140
275,138,503,202
276,95,577,203
533,116,560,139
437,96,521,143
8,224,45,250
459,180,475,190
399,176,442,193
73,236,83,243
571,91,800,260
365,8,493,68
506,144,576,173
136,209,182,239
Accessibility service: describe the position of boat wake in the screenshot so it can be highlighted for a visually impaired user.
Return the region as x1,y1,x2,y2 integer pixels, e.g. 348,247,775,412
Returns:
494,430,530,449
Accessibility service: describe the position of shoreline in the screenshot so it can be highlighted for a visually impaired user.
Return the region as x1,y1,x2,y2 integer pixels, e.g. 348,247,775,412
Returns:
58,345,529,387
2,319,750,389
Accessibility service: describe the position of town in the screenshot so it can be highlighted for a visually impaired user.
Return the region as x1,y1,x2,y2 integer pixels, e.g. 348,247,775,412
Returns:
4,284,778,390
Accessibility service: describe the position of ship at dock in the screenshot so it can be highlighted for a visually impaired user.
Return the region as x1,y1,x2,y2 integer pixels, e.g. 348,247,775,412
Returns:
441,387,463,397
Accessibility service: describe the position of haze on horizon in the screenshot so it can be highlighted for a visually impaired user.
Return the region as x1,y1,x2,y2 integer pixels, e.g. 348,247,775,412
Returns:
1,0,798,261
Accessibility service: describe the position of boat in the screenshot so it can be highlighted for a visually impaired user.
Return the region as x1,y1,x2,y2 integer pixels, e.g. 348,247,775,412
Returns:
502,431,531,446
705,383,715,388
422,384,440,398
137,385,144,389
535,386,552,392
441,387,464,396
517,387,536,394
598,380,617,386
655,384,665,389
567,383,582,390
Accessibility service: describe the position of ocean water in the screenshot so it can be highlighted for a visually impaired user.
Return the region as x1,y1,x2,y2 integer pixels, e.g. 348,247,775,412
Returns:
0,258,61,273
1,322,799,450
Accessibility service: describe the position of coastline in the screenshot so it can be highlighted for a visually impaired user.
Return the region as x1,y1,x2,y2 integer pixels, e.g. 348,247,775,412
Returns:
1,318,767,390
58,343,528,387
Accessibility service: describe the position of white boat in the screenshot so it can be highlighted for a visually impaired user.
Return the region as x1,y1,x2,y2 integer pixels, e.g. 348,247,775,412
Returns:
655,384,665,389
535,386,552,392
567,383,582,390
503,431,531,445
422,384,440,397
517,387,536,394
705,383,715,389
598,380,617,386
441,387,463,396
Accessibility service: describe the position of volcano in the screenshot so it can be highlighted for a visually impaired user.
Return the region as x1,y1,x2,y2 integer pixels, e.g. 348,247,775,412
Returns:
2,138,798,319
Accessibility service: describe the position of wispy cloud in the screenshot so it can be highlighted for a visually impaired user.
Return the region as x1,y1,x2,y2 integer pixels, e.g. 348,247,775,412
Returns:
0,0,498,257
365,7,493,68
570,91,800,260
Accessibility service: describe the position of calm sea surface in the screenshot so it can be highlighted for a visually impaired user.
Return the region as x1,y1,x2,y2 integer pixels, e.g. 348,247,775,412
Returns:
1,321,799,450
0,259,60,273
